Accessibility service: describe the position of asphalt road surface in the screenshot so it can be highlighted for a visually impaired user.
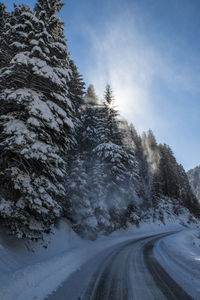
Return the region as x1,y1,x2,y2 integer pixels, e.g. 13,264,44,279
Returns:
47,232,193,300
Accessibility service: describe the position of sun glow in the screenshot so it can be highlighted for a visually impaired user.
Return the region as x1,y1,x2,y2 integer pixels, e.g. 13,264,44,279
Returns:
86,15,155,133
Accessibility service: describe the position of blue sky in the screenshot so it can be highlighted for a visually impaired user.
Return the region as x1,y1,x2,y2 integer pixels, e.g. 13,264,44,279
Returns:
2,0,200,170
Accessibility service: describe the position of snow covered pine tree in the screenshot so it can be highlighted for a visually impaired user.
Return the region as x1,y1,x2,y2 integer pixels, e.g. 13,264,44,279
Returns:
92,85,137,229
67,59,85,150
0,1,199,241
0,3,9,71
0,1,74,239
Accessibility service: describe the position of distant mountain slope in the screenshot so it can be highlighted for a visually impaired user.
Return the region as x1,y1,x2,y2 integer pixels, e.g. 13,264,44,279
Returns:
187,166,200,202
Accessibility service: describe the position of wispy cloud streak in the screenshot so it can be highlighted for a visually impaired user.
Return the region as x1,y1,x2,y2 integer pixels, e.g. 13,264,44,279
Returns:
85,12,200,133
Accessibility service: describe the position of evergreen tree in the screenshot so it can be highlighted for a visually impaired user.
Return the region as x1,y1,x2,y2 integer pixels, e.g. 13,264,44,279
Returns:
0,3,9,70
68,59,85,148
141,130,160,203
178,165,200,217
91,157,111,231
156,144,178,198
81,85,100,151
0,1,199,239
66,154,97,237
0,1,74,239
84,84,98,105
103,84,122,145
0,3,6,35
157,144,199,213
91,85,138,228
104,84,114,105
147,129,157,149
128,125,151,204
68,59,85,110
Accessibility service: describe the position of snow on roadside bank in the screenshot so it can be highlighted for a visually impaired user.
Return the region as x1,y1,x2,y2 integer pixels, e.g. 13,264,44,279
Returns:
154,228,200,299
0,219,199,300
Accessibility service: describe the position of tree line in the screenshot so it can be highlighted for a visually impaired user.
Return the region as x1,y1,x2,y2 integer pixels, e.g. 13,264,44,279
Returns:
0,1,199,239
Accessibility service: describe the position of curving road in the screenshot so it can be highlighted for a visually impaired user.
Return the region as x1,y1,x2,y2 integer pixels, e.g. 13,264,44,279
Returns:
47,232,193,300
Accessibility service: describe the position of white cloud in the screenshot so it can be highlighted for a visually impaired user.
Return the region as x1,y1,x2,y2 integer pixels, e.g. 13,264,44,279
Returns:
85,13,200,134
85,17,154,132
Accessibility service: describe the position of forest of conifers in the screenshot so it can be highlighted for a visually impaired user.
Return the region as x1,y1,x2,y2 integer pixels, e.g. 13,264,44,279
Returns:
0,1,199,240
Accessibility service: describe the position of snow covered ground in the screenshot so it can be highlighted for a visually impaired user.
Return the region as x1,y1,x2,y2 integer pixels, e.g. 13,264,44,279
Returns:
0,218,199,300
154,228,200,299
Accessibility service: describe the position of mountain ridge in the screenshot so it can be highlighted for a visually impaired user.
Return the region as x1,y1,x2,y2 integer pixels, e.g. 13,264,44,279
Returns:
187,165,200,202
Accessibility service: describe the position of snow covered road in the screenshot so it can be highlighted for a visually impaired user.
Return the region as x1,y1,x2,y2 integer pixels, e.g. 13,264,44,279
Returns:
47,231,194,300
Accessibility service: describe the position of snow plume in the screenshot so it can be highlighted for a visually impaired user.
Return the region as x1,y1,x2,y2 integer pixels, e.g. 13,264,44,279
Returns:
145,143,160,174
141,132,160,174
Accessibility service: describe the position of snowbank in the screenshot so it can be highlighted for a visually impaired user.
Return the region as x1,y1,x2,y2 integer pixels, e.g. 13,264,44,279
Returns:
154,228,200,299
0,218,199,300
